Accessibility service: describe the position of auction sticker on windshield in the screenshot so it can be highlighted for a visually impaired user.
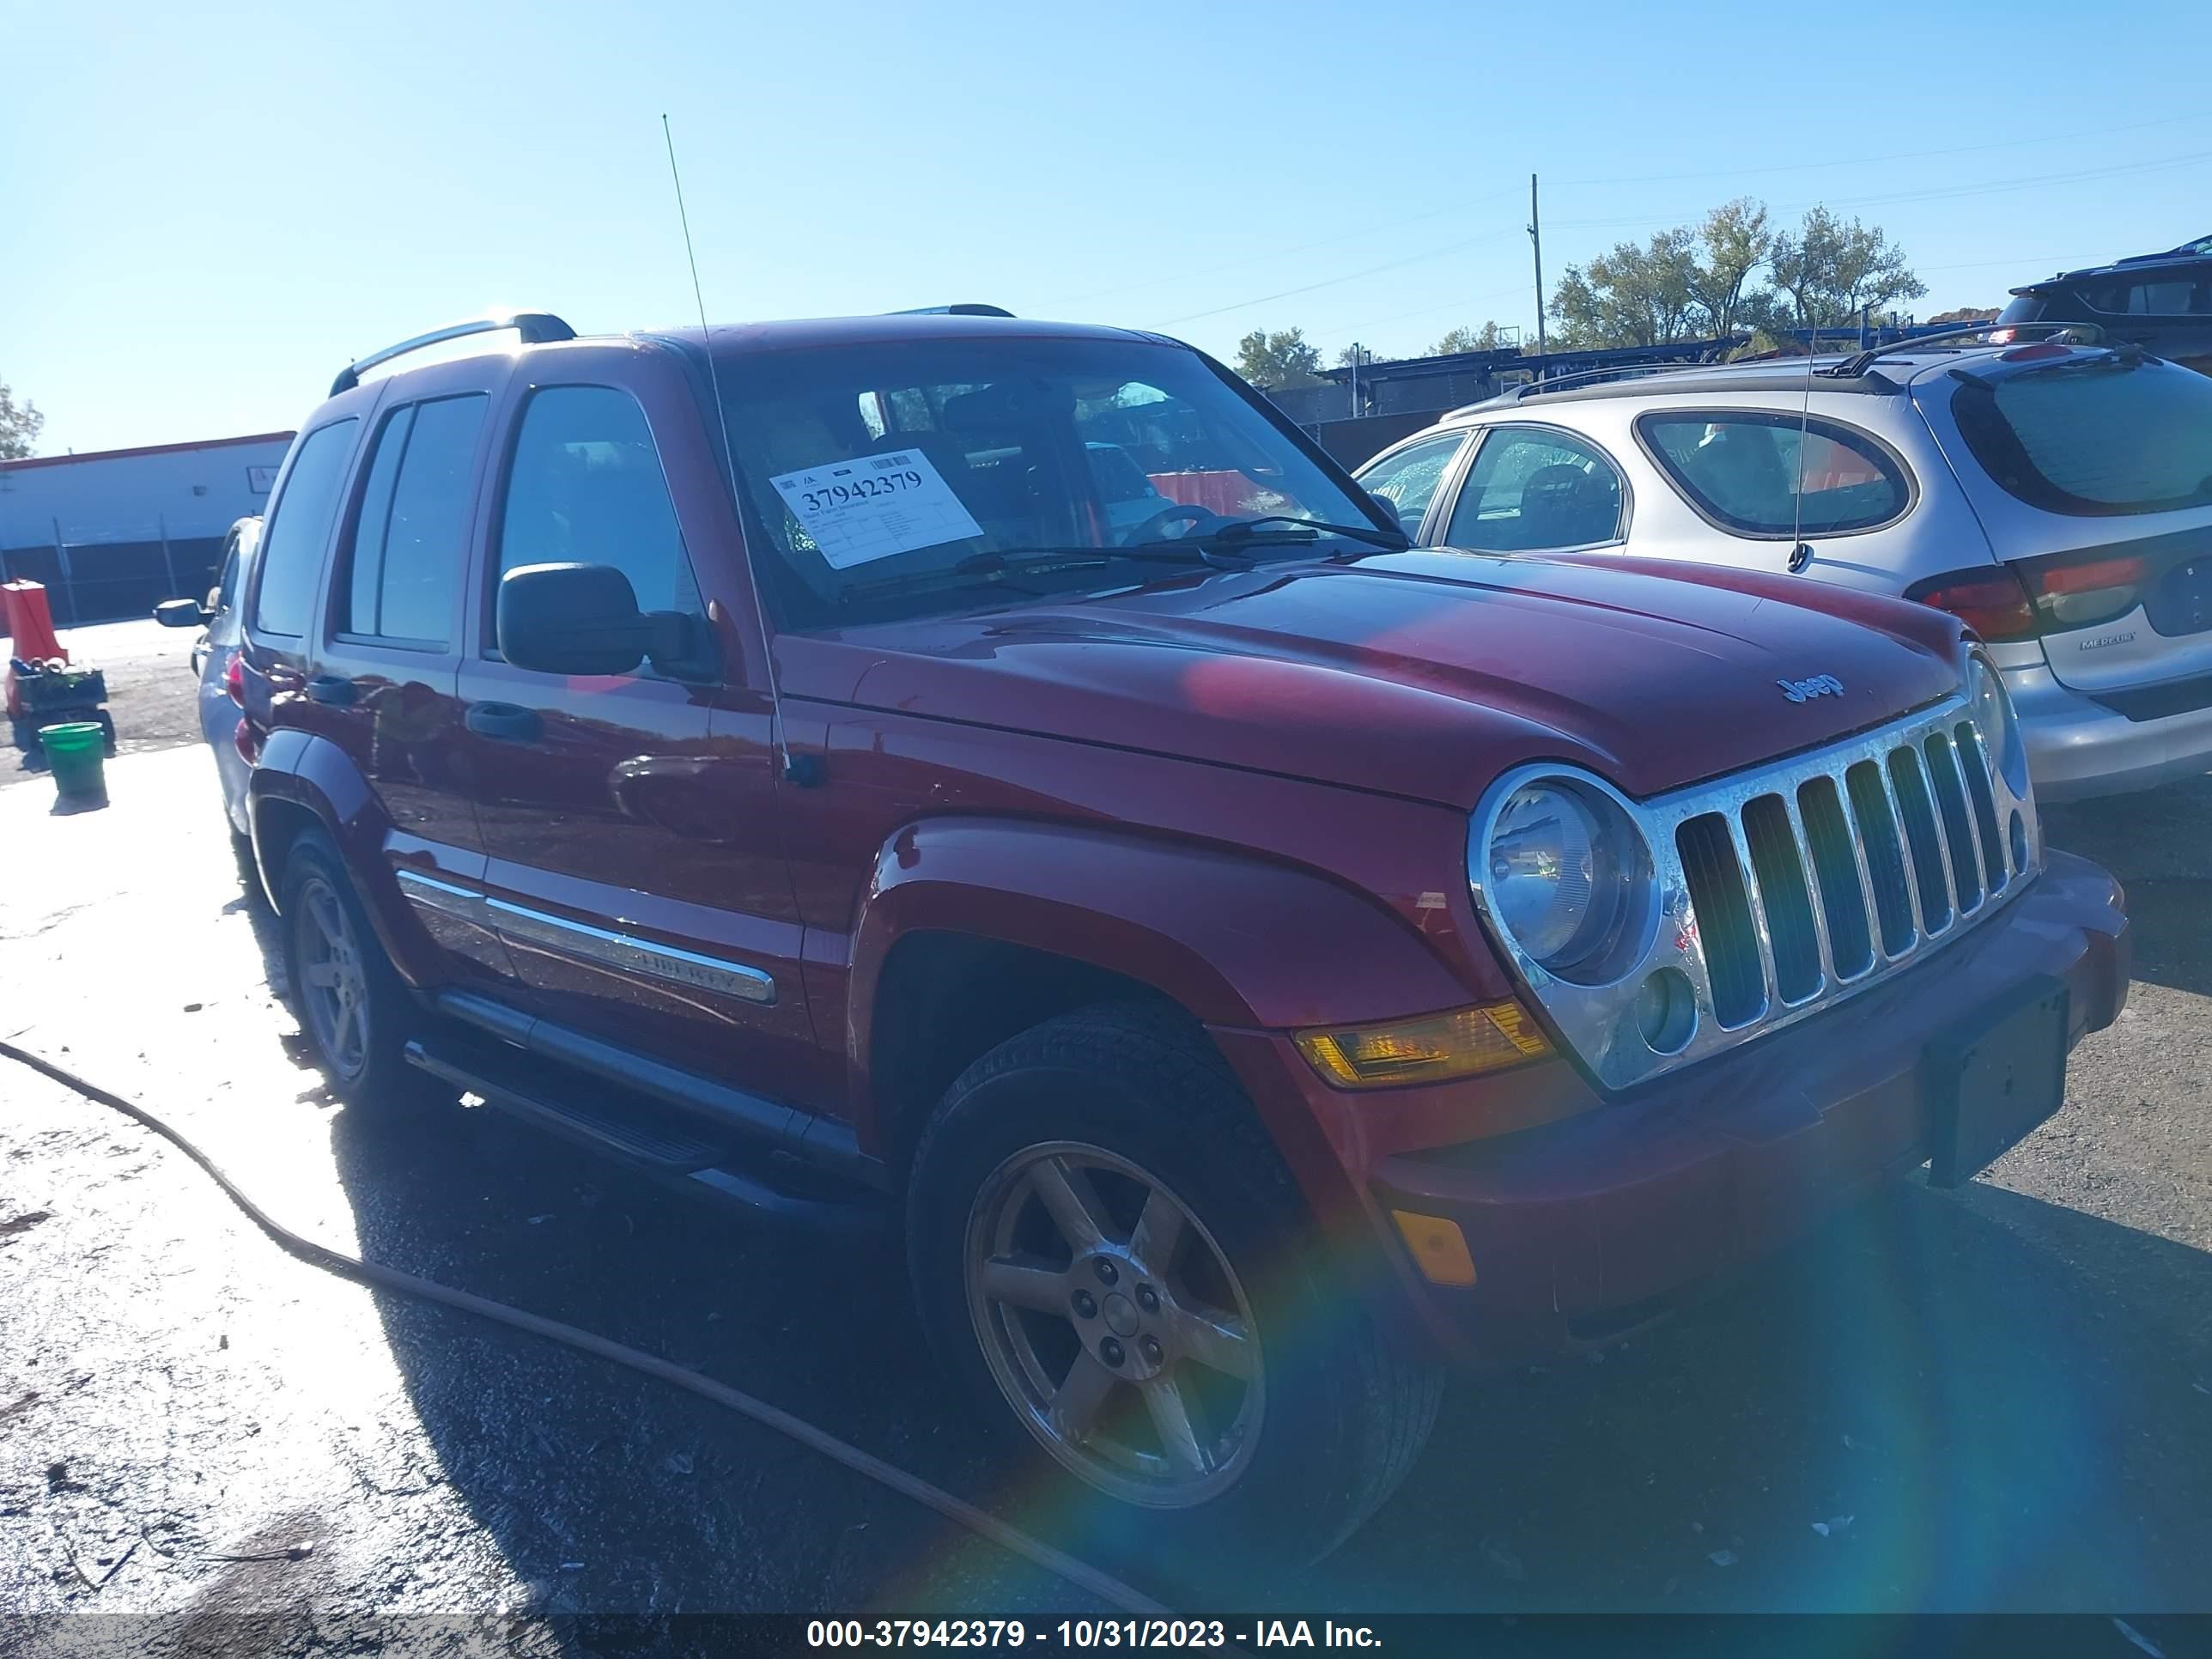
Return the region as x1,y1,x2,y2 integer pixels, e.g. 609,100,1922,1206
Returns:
769,450,986,570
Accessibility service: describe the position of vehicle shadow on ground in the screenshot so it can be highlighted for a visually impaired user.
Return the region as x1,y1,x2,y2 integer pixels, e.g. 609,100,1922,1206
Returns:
2045,773,2212,1000
222,848,2212,1617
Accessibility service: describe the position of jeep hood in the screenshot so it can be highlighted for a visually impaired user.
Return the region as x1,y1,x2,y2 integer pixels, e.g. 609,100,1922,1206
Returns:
799,550,1966,807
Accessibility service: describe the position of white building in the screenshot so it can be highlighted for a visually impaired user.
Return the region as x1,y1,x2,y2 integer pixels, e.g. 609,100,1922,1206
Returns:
0,430,295,627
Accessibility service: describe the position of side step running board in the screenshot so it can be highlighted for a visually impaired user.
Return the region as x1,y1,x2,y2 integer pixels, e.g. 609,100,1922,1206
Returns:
434,989,887,1191
404,1039,885,1234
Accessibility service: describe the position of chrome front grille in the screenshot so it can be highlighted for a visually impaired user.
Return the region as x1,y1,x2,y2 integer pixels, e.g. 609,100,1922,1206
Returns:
1469,690,2041,1091
1674,714,2023,1036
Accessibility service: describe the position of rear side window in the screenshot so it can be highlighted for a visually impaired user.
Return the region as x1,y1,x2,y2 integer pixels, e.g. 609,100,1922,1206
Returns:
252,420,358,635
2079,275,2212,317
496,386,704,625
1951,358,2212,518
340,393,488,645
1357,433,1465,535
1639,411,1909,538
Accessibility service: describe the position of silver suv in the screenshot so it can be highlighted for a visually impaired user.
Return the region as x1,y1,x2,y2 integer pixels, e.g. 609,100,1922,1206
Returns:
1357,338,2212,800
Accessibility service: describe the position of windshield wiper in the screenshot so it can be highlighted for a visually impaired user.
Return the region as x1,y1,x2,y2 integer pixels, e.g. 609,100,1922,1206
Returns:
835,545,1229,607
1207,514,1411,550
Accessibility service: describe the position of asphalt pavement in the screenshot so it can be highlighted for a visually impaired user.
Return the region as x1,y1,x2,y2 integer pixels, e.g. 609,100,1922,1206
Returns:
1,626,2207,1645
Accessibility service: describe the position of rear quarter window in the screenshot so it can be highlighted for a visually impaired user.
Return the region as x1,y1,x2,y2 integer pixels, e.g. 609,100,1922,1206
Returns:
1950,357,2212,518
251,419,359,636
1638,410,1911,538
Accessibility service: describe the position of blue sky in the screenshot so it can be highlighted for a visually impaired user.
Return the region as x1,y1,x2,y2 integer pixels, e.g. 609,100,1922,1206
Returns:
6,0,2209,455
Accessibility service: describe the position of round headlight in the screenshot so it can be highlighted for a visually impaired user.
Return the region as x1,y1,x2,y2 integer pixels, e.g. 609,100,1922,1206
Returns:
1481,778,1656,984
1968,654,2029,796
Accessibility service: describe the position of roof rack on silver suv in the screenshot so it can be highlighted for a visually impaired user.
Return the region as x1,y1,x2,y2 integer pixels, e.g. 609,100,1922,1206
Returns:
1441,358,1723,419
330,312,578,397
1824,319,2103,380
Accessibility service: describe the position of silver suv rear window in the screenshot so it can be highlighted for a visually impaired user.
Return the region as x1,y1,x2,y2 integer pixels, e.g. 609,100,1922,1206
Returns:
1637,411,1910,538
1950,356,2212,518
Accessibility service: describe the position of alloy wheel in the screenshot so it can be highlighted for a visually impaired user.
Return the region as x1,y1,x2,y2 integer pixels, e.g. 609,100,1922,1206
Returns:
293,874,370,1080
963,1140,1264,1507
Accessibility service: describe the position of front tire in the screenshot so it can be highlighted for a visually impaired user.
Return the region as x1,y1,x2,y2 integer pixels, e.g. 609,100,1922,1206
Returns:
278,830,443,1117
906,1002,1441,1571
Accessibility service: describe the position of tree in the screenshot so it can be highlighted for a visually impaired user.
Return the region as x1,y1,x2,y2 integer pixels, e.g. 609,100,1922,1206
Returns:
1549,226,1701,349
0,376,43,461
1430,322,1510,355
1764,207,1927,334
1682,198,1772,343
1234,328,1325,388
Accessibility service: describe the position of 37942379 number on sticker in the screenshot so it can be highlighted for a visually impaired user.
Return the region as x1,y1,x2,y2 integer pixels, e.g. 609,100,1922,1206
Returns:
769,448,986,571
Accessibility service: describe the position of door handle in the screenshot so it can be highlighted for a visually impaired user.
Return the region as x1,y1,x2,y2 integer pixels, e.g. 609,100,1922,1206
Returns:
466,701,542,742
305,674,357,706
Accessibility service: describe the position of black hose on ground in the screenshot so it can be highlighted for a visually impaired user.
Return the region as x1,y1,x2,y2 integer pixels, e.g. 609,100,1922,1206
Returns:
0,1037,1171,1619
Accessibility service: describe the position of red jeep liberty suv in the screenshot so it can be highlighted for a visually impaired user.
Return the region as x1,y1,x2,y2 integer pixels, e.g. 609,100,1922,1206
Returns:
236,308,2128,1564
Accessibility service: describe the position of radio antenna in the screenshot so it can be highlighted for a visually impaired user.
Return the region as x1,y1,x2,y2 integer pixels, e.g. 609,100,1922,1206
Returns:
661,113,807,782
1785,301,1818,574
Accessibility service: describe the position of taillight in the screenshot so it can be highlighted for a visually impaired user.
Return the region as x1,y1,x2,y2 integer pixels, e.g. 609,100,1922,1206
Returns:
224,650,246,708
1905,566,2039,642
2026,550,2151,632
234,717,258,763
1909,549,2154,641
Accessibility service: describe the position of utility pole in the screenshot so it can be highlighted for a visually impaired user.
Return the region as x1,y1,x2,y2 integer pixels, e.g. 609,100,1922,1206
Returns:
1348,342,1360,416
1528,173,1547,375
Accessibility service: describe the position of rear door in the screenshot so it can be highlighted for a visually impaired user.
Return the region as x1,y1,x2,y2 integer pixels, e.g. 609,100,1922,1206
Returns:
456,355,821,1102
298,356,516,990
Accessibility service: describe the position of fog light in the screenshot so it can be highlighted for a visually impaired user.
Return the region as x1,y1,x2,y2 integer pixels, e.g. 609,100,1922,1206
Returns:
1391,1210,1477,1286
1296,1001,1551,1088
1632,966,1696,1054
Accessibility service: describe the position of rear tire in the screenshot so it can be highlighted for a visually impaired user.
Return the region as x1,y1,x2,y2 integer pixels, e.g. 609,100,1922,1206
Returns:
278,830,446,1119
906,1001,1442,1572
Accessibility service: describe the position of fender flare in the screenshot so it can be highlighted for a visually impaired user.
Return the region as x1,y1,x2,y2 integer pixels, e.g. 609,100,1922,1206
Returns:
247,730,434,984
848,816,1473,1059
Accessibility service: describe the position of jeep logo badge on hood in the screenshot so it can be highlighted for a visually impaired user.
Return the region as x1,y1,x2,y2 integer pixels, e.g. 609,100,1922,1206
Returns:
1778,673,1844,703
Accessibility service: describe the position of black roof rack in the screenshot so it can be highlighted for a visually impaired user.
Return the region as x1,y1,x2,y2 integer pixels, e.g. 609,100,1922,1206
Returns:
1824,319,2102,380
330,312,577,397
887,303,1015,318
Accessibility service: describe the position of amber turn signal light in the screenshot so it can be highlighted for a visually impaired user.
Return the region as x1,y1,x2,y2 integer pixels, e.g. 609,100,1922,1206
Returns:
1295,1002,1551,1089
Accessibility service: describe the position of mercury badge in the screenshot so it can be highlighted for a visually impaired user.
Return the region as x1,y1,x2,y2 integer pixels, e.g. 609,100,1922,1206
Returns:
1778,673,1844,703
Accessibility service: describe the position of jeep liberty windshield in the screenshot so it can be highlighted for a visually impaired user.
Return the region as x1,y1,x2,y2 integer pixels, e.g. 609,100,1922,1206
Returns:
713,336,1402,624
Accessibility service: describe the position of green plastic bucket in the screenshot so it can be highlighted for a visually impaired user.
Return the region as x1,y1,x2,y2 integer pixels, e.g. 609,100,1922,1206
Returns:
39,721,106,799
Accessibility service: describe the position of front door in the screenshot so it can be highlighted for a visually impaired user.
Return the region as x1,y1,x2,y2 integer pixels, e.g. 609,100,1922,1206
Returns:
457,367,818,1101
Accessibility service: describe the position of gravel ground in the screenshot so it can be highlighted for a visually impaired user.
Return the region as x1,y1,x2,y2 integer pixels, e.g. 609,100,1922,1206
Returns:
1,720,2206,1644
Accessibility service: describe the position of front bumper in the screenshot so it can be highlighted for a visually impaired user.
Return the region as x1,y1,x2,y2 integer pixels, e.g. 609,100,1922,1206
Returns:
1217,850,2127,1371
2011,659,2212,801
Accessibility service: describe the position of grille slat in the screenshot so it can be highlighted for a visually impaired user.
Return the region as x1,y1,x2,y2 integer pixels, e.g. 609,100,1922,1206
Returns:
1676,814,1766,1029
1887,747,1952,933
1954,722,2010,890
1845,759,1917,955
1795,776,1875,980
1923,733,1983,913
1741,794,1823,1004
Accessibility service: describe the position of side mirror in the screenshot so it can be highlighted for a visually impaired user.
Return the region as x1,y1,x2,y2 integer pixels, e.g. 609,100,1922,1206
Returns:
155,598,209,629
497,562,701,678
